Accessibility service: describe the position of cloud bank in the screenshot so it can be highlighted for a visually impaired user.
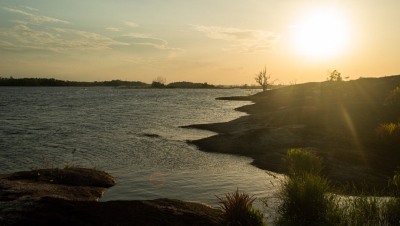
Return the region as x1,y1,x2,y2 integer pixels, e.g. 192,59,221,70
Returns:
192,25,279,53
3,7,69,24
0,7,181,53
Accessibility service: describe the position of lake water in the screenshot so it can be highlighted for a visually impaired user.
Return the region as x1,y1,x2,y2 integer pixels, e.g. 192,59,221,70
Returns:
0,87,281,215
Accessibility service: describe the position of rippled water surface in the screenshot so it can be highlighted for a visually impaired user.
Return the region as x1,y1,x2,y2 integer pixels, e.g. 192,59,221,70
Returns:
0,87,281,211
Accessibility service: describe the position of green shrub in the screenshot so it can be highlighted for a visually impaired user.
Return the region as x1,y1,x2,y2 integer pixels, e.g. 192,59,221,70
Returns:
276,149,335,225
247,208,267,226
375,123,400,146
283,149,323,176
276,173,337,226
216,189,266,226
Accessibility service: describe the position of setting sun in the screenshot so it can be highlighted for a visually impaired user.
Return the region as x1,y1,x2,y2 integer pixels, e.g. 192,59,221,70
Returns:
1,1,399,84
1,1,400,224
292,8,350,59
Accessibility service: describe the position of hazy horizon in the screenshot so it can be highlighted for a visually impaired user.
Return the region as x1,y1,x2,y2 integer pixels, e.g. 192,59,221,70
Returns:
1,0,399,85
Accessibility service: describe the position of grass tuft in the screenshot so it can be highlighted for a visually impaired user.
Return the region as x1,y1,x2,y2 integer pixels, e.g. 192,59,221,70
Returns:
216,188,266,226
375,123,400,147
342,196,382,225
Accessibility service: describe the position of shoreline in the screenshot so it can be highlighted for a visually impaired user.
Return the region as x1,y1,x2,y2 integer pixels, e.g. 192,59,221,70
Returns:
186,76,400,194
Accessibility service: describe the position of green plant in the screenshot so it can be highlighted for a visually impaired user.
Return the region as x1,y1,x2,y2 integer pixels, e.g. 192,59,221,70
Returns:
375,123,400,146
216,189,266,226
276,173,337,226
247,208,267,226
275,149,341,225
283,149,323,176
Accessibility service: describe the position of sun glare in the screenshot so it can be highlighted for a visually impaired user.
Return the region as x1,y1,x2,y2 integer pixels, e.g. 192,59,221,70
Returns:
292,8,349,59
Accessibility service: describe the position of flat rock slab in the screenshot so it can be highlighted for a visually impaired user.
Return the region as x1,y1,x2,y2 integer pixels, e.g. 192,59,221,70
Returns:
0,168,223,226
0,168,116,201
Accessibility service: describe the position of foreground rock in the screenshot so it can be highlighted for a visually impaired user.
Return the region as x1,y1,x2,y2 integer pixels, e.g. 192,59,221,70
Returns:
0,168,223,226
0,168,115,201
1,198,223,226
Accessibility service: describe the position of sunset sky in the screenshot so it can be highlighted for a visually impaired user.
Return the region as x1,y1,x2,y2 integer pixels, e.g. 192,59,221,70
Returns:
1,0,399,85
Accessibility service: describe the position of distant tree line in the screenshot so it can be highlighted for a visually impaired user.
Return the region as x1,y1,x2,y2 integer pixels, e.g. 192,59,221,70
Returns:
0,77,80,86
0,77,148,87
0,76,276,89
0,77,218,89
97,80,148,87
162,82,215,89
149,76,215,89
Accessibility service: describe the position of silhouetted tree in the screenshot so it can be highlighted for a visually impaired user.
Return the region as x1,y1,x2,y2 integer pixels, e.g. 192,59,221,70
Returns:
151,76,166,88
255,67,272,91
327,70,342,82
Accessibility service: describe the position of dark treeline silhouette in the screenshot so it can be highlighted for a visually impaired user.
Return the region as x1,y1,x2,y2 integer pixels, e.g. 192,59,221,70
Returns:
166,82,215,89
99,80,148,87
0,76,270,89
0,77,148,87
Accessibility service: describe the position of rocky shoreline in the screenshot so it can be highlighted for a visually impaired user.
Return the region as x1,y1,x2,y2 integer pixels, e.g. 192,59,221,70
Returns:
186,75,400,193
2,75,399,224
0,168,222,226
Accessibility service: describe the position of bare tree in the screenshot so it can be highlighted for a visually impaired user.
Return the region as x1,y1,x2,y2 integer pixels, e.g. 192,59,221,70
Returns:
255,67,272,91
151,76,167,88
154,76,166,84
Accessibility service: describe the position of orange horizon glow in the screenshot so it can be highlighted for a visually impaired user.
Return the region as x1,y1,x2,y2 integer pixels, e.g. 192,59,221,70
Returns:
0,1,399,85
